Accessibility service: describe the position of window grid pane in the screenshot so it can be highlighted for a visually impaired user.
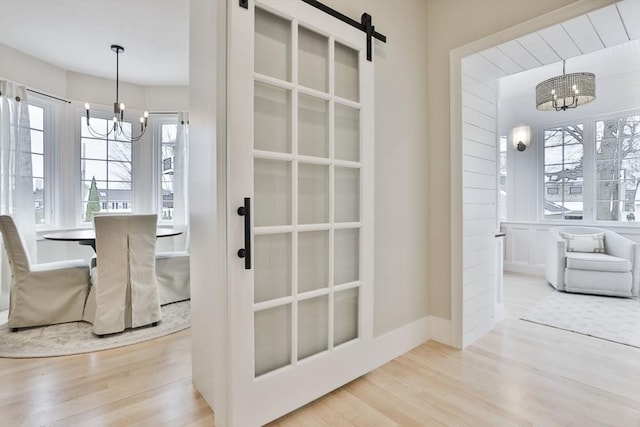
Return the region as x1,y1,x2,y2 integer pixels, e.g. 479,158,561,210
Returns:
28,105,46,224
80,116,133,222
543,125,584,221
595,115,640,222
161,123,178,221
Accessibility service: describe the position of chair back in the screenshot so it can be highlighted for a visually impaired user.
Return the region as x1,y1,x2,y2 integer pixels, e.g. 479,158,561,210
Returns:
0,215,30,276
93,214,160,334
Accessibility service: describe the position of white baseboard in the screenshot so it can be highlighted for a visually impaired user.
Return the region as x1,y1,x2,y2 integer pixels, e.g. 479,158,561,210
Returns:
371,316,430,368
504,262,545,276
428,315,454,346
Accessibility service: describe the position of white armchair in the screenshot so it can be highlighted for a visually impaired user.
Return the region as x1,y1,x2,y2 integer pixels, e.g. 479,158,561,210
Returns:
0,215,90,330
546,226,639,297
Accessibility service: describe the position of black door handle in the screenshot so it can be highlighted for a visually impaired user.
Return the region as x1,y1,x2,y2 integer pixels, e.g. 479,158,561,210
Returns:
237,197,251,269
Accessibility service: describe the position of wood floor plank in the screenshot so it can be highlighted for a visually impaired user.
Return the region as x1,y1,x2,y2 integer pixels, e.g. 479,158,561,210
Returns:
1,272,639,426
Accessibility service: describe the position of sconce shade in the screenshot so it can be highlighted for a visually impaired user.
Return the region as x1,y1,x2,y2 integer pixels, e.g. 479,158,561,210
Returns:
513,126,531,152
535,61,595,111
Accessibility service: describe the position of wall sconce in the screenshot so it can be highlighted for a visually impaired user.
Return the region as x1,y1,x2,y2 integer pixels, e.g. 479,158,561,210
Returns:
512,126,531,152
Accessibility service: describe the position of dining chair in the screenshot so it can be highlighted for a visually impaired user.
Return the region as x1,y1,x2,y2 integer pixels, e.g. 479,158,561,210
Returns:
83,213,161,335
0,215,90,331
156,251,190,305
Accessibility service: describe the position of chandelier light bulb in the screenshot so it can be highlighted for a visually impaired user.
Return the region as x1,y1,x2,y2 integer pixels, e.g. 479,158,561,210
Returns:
139,117,145,124
143,111,149,118
84,102,90,110
120,102,125,111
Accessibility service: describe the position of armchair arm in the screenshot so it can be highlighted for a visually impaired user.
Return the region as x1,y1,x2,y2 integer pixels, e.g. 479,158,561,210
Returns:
545,229,566,290
603,231,639,296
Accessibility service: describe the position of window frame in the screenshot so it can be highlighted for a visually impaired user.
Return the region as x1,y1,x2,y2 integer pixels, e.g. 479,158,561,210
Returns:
27,94,58,228
78,108,135,223
537,107,640,225
153,115,179,226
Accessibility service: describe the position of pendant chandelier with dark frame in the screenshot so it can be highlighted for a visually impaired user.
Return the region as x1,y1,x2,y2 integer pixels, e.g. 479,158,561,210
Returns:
84,44,149,142
535,60,596,112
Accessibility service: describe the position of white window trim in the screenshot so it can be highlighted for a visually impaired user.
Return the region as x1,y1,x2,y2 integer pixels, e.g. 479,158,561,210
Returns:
537,107,640,225
152,115,179,226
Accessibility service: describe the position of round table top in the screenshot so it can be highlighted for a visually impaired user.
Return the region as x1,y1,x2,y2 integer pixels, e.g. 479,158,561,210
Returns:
43,228,182,242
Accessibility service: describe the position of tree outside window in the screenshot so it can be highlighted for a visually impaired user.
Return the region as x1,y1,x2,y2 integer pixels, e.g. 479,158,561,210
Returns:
595,115,640,222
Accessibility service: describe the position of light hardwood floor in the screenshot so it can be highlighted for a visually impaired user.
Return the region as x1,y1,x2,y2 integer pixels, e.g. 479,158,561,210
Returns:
1,273,639,426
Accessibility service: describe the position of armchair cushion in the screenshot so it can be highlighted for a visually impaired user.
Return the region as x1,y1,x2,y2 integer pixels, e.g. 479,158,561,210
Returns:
566,252,631,273
559,231,605,253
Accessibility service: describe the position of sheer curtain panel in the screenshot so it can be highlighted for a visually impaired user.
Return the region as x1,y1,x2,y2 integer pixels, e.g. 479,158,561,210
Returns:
0,80,36,310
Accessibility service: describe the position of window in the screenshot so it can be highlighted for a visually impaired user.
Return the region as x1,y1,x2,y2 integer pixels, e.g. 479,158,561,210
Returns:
160,122,177,221
595,114,640,222
498,135,507,221
80,116,133,222
543,124,584,220
28,105,46,224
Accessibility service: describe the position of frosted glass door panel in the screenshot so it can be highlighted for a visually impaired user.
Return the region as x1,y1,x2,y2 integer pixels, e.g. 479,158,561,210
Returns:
255,82,291,153
335,42,359,102
335,167,360,223
298,94,328,158
255,305,292,376
298,26,328,92
298,296,329,360
254,233,292,303
334,228,359,285
298,231,329,293
335,104,360,162
255,8,291,81
334,287,359,346
298,163,329,224
254,159,292,227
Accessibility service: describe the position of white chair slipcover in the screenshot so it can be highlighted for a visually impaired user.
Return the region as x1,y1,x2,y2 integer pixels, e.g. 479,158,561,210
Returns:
0,215,90,329
546,226,639,297
155,251,190,305
83,214,161,335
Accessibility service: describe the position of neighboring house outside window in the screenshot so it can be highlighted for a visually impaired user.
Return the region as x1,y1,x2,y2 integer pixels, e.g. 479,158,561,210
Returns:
80,116,133,222
595,114,640,222
543,124,584,220
28,104,46,224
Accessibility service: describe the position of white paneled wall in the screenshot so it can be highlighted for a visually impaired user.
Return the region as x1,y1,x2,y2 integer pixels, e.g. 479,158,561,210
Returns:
461,55,505,347
502,221,640,275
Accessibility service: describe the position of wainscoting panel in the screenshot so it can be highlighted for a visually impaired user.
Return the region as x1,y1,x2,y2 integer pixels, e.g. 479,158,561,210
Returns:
502,221,640,275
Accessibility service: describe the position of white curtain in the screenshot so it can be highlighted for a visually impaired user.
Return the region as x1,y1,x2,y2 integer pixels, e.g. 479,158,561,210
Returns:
0,80,36,310
173,111,189,249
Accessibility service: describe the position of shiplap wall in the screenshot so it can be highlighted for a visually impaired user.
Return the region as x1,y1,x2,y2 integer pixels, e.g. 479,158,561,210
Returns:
461,54,505,347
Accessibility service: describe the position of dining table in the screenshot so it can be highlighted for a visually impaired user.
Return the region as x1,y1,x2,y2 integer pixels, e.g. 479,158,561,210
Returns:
43,228,182,252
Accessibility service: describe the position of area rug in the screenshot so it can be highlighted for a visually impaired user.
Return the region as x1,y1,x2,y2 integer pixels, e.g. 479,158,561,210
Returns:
0,300,190,358
521,292,639,348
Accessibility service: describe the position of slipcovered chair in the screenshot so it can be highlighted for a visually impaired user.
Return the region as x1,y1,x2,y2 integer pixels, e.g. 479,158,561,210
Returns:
546,226,639,297
83,214,161,335
0,215,90,330
155,251,190,305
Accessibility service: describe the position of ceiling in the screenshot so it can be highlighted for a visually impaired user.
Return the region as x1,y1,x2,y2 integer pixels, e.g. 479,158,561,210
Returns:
477,0,640,77
0,1,637,88
0,0,189,86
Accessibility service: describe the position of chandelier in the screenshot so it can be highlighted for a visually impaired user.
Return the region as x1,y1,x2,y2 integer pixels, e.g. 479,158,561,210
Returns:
84,44,149,142
535,60,596,111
